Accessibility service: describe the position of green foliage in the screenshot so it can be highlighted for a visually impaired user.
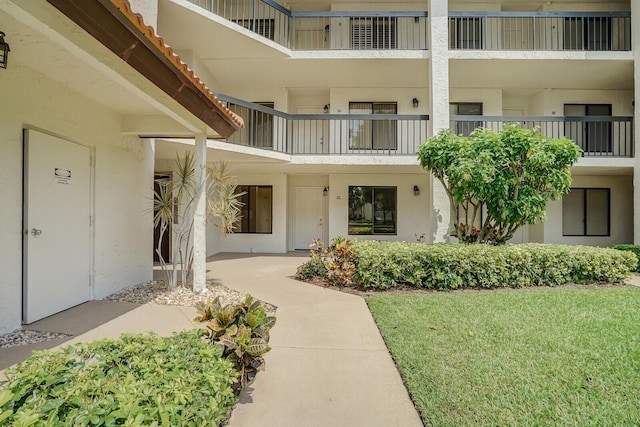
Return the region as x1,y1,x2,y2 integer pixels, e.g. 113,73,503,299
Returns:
613,244,640,271
367,288,640,425
152,155,243,290
195,294,276,388
207,162,245,236
352,241,636,290
0,330,238,426
294,237,356,286
295,241,328,280
417,124,581,244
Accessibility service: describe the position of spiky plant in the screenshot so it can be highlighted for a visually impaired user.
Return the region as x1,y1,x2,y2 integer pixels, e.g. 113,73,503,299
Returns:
152,155,243,290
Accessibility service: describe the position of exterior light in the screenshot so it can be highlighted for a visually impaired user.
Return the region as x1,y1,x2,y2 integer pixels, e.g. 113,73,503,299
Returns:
412,98,419,108
324,104,330,114
323,186,329,196
0,32,10,69
413,185,420,196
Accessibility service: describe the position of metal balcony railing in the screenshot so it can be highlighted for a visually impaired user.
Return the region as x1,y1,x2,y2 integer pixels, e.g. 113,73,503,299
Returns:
187,0,428,50
217,94,429,155
449,12,631,51
450,116,634,157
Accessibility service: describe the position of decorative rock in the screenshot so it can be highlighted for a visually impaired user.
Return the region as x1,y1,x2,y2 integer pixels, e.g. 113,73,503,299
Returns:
0,329,70,349
104,279,277,314
0,280,276,348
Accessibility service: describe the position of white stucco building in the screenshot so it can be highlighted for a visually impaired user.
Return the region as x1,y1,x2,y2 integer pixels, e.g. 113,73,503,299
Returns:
151,0,637,252
1,0,638,333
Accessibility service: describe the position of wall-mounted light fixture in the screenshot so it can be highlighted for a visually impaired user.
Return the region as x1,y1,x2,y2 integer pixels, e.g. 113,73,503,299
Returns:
0,32,10,69
413,185,420,196
323,104,330,114
412,98,419,108
323,186,329,196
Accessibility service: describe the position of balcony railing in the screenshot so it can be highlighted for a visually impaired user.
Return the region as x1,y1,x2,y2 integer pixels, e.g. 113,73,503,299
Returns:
217,94,429,155
187,0,428,50
450,116,634,157
449,12,631,51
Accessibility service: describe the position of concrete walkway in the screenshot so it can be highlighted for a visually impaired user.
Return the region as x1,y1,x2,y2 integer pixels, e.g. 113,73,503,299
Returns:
0,254,423,426
209,253,423,427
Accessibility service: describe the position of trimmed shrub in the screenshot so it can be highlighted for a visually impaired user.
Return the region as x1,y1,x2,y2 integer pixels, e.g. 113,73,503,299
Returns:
351,241,636,290
0,330,238,426
613,244,640,271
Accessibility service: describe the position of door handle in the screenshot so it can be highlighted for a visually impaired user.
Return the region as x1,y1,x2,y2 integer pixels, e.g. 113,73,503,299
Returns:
31,228,42,236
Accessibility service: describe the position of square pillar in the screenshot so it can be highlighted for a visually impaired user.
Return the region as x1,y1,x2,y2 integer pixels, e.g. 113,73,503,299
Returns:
193,133,207,292
428,0,451,242
632,2,640,243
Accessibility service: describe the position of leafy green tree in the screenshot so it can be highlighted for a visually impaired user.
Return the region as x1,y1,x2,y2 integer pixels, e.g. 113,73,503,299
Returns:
417,124,580,245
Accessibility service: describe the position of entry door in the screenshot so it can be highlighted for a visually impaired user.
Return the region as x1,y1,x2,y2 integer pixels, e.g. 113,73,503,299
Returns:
293,187,325,250
23,129,91,323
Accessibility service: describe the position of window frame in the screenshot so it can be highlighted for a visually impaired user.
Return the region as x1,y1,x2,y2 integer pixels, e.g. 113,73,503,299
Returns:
453,17,483,49
235,185,273,234
562,188,611,237
563,103,612,154
348,101,398,151
563,17,612,51
348,185,397,236
232,19,275,41
350,16,397,49
228,102,274,149
450,102,483,136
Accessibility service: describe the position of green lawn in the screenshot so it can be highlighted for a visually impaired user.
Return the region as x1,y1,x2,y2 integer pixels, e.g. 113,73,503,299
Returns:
367,288,640,426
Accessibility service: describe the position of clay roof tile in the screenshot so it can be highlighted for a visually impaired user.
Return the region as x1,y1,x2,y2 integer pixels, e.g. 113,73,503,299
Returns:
109,0,244,131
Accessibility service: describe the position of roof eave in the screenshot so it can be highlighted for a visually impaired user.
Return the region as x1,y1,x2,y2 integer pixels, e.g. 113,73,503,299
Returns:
46,0,243,139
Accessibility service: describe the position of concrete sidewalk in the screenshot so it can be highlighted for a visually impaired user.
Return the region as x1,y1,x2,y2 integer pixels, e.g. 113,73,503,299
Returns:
209,253,423,427
1,254,423,427
0,302,197,374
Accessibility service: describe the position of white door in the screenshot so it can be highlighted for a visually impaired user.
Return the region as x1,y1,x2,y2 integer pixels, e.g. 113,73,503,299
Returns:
23,129,91,323
293,187,325,250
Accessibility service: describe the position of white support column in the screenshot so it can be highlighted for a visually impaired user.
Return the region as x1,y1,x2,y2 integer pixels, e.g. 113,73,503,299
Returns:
632,2,640,243
428,0,451,243
193,133,207,293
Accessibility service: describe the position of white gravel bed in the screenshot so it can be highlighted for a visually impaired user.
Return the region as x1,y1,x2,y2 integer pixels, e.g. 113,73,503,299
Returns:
0,281,276,349
0,329,70,349
104,280,277,314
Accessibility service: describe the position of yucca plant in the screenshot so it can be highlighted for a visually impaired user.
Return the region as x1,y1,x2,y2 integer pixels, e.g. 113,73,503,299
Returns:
152,154,244,290
195,294,276,388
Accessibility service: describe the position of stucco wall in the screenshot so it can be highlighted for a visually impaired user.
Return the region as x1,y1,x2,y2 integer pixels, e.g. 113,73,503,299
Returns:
0,64,153,333
208,173,288,253
544,175,633,246
450,88,503,115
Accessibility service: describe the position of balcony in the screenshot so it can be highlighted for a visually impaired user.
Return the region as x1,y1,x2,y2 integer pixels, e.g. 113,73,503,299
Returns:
186,0,428,50
217,94,429,155
449,12,631,51
450,116,634,157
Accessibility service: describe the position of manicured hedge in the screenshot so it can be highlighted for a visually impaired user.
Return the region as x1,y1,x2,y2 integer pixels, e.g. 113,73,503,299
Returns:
0,330,238,426
352,242,636,290
613,244,640,271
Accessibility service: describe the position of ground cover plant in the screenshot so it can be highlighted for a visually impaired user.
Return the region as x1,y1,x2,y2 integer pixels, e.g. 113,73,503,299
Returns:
0,330,238,426
367,288,640,426
195,294,276,388
296,239,637,290
613,244,640,271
